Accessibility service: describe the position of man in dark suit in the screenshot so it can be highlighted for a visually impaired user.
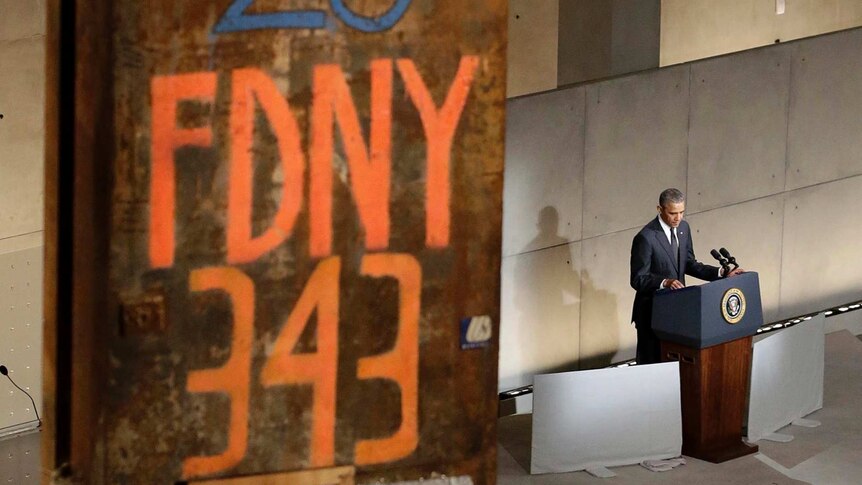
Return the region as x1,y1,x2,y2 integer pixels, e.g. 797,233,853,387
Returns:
630,188,743,365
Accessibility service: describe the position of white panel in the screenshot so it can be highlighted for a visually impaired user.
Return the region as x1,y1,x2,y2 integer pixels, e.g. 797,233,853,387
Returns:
0,246,43,433
685,195,784,324
583,66,689,238
787,29,862,189
507,0,558,97
687,47,790,212
579,229,639,369
503,87,584,257
747,314,825,442
780,176,862,319
0,37,46,239
499,243,581,391
0,0,45,41
531,363,681,474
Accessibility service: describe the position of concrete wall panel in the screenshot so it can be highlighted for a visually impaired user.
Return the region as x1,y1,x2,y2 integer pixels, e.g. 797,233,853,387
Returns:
499,243,582,391
503,87,585,256
779,176,862,319
0,232,43,256
0,37,45,239
557,0,612,86
508,0,558,97
0,432,40,484
787,29,862,189
610,0,660,75
0,0,45,41
579,229,639,369
687,47,790,213
775,0,862,46
583,66,689,238
0,246,44,432
558,0,660,86
501,27,862,388
661,0,778,66
685,195,785,324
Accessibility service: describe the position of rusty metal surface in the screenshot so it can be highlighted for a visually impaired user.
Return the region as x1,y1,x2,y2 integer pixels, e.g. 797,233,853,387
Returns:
189,465,355,485
84,1,508,484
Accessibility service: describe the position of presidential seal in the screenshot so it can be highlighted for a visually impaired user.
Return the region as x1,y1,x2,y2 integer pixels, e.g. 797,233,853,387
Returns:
721,288,746,324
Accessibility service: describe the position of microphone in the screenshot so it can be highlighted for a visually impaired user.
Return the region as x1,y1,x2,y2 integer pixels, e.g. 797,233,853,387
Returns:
719,247,738,266
0,364,42,428
710,249,730,275
719,247,740,273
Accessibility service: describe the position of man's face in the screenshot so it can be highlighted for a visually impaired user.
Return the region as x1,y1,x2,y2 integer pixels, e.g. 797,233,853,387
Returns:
658,201,685,228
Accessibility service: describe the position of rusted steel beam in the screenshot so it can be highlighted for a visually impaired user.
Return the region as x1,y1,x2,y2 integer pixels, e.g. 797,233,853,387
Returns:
49,2,507,484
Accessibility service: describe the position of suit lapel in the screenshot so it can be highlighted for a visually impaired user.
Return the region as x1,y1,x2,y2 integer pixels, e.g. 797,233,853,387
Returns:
653,228,678,277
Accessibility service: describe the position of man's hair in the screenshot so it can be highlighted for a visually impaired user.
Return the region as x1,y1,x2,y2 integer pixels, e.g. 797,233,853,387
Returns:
659,188,685,207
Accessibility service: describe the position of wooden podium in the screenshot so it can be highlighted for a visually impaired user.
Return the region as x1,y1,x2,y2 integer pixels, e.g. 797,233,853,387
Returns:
652,272,763,463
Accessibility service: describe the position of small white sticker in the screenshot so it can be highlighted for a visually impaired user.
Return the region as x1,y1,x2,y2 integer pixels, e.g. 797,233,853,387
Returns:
460,315,493,349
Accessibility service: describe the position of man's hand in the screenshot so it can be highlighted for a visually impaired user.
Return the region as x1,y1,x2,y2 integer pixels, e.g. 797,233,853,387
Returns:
726,267,745,277
666,279,685,290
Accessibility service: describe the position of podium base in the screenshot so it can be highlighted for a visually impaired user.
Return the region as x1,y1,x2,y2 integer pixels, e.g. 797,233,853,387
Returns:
683,440,758,464
662,336,757,465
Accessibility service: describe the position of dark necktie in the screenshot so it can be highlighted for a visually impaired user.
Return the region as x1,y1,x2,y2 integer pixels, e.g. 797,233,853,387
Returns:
670,227,679,268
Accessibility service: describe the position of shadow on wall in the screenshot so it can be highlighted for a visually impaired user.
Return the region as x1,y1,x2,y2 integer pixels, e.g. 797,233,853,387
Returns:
508,206,621,380
522,206,568,253
579,269,622,370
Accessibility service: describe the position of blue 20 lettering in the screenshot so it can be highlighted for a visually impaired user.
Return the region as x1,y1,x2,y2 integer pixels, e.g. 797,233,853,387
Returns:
213,0,413,34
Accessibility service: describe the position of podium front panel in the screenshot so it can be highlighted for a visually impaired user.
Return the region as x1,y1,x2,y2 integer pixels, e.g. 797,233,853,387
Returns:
653,272,763,349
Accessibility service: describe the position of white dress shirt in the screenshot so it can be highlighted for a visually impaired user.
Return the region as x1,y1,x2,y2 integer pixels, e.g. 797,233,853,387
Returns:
656,216,722,288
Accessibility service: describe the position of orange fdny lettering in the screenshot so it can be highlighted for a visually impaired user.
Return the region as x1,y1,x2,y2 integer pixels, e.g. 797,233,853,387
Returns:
354,253,421,464
398,56,479,248
149,73,217,268
226,68,305,264
310,60,393,258
261,257,341,467
182,267,255,478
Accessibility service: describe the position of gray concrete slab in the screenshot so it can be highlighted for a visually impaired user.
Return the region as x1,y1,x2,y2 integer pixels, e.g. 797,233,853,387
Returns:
507,0,558,97
0,0,45,42
779,175,862,319
583,66,689,238
0,431,41,484
787,28,862,189
499,243,582,391
578,228,638,369
0,36,45,240
687,47,789,213
0,246,44,431
503,87,585,257
685,194,784,324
